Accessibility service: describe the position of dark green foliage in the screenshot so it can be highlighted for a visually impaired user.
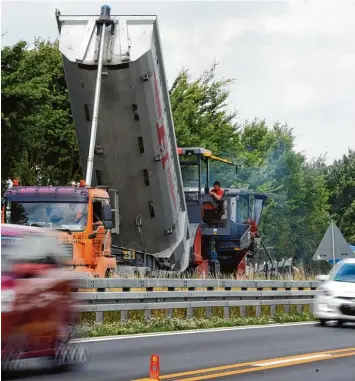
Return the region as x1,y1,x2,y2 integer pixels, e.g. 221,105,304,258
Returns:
170,61,239,155
1,39,81,192
325,149,355,244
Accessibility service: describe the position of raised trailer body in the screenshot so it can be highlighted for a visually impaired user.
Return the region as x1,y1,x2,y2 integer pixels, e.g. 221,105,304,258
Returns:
56,10,192,271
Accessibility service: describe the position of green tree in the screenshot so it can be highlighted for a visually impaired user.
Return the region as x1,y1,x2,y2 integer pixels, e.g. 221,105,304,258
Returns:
326,149,355,243
1,38,81,190
296,157,330,267
237,121,306,260
170,61,240,155
223,119,330,264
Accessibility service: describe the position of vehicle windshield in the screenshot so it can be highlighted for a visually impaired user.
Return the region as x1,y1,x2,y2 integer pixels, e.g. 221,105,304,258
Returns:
332,263,355,283
180,155,236,190
4,202,88,232
181,164,202,189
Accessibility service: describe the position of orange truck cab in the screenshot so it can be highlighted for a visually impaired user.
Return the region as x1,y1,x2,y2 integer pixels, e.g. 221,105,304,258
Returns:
1,180,117,278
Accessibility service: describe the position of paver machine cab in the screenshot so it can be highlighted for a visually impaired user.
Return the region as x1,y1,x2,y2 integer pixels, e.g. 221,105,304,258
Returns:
2,5,268,277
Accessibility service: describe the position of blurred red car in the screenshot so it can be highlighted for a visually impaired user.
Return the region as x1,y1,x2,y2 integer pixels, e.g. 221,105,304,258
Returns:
1,224,88,374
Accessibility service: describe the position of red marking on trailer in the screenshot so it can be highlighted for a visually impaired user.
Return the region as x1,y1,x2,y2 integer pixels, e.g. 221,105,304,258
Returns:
156,122,167,152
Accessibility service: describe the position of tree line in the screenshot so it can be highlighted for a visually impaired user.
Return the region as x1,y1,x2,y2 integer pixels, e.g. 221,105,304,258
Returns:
2,39,354,266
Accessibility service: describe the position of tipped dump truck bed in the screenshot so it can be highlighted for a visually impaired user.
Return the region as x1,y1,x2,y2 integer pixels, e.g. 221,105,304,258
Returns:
56,11,191,271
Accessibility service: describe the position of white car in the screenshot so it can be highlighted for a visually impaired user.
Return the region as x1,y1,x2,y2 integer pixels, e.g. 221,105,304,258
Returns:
314,258,355,326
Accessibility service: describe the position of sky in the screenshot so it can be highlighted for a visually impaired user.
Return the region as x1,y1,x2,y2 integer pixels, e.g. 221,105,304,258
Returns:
2,0,355,164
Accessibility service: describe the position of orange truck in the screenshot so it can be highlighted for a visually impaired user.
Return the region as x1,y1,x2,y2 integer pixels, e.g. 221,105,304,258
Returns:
2,181,117,278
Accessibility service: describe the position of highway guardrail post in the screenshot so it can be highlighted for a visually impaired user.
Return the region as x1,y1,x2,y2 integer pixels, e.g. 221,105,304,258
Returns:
168,287,175,318
121,287,130,321
95,287,106,324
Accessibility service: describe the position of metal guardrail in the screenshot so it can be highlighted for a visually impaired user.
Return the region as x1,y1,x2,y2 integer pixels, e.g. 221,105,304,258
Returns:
77,278,319,289
76,279,320,323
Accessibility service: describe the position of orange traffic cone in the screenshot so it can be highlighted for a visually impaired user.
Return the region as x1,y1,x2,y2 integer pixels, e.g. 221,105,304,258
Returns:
149,354,160,380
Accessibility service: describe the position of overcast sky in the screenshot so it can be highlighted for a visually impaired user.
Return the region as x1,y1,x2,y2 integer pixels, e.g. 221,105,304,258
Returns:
2,0,355,164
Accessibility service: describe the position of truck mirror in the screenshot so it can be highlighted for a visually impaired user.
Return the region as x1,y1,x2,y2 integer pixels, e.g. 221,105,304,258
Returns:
90,223,111,238
96,225,105,234
102,204,112,221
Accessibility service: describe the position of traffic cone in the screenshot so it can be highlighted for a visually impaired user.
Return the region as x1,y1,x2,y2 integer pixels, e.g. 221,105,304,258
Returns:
149,354,160,380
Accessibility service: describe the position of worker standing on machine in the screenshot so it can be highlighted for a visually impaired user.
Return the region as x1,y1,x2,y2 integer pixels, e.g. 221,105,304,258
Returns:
209,181,225,217
209,181,224,200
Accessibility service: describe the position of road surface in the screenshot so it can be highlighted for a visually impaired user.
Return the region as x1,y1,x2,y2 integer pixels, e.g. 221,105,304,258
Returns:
5,322,355,380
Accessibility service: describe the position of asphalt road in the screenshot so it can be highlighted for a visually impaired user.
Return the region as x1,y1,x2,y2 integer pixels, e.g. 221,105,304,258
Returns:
7,322,355,381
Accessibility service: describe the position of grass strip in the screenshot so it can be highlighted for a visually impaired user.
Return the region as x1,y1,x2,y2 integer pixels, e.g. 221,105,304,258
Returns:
78,312,314,338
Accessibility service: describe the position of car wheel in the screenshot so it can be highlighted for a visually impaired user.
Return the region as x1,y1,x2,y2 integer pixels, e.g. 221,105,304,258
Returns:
336,320,344,327
319,319,327,326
